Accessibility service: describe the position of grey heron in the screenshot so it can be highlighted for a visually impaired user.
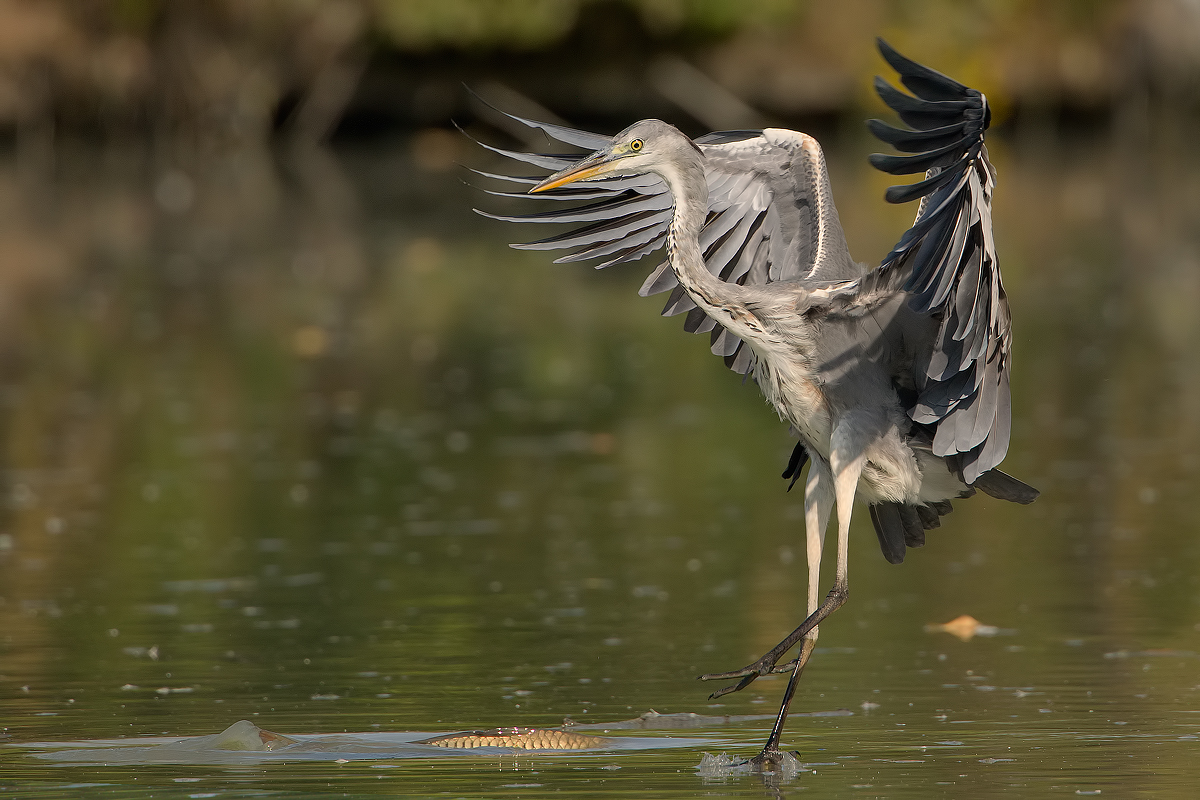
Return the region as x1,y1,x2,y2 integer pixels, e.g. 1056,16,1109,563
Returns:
474,39,1038,765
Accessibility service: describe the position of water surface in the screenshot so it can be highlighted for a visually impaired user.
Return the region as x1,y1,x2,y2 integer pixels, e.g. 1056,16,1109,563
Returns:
0,119,1198,797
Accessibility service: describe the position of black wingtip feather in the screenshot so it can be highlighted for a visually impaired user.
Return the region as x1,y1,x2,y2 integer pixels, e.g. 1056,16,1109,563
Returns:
973,469,1038,504
915,504,941,530
899,504,926,547
869,138,967,175
782,442,809,492
876,38,972,101
868,119,968,154
883,166,962,204
869,504,908,564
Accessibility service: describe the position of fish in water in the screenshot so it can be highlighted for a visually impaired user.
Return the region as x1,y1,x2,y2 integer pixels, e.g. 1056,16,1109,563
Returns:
417,727,609,750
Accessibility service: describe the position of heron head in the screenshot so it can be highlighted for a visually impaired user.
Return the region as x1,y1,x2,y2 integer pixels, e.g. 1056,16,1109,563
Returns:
530,120,697,193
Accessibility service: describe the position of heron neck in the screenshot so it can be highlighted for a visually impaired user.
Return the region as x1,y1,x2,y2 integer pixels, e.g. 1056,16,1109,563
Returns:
661,160,735,306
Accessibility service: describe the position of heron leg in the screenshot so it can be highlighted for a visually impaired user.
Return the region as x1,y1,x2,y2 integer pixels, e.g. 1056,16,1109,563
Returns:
753,439,861,763
741,461,834,766
700,581,846,696
751,457,833,680
698,457,834,694
700,428,862,700
748,637,815,769
800,458,833,653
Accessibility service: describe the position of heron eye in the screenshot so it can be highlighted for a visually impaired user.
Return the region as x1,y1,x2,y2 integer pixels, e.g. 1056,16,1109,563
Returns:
630,138,643,152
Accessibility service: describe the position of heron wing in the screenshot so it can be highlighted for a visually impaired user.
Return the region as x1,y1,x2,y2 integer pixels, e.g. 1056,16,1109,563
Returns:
660,128,859,373
808,38,1010,484
472,112,856,375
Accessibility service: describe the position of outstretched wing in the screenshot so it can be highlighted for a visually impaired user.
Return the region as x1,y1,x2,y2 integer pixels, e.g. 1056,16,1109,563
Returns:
472,111,857,375
813,39,1009,484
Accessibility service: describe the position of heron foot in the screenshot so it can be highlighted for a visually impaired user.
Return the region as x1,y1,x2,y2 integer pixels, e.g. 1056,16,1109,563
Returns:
750,747,796,771
714,747,801,776
699,585,847,697
698,654,796,699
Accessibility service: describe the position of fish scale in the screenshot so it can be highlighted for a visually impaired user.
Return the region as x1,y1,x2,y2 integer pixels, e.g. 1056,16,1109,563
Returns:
418,728,609,750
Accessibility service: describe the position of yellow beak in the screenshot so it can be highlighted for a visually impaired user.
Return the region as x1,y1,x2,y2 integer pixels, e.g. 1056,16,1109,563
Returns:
530,151,616,193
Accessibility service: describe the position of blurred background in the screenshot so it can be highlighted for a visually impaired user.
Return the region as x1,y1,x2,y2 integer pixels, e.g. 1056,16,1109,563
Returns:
1,0,1199,140
1,1,1199,795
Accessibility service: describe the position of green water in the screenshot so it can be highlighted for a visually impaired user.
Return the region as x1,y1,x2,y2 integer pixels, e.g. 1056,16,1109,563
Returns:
1,119,1198,797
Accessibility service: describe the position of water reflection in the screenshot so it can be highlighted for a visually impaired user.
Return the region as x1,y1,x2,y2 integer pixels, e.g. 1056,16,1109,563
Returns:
0,114,1198,796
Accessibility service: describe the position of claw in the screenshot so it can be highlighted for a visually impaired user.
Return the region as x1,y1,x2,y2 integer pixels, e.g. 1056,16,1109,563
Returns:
698,655,779,684
699,652,787,699
698,667,752,682
707,674,756,700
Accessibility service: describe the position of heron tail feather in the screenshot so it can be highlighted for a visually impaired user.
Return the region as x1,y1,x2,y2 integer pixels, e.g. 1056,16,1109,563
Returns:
973,469,1039,504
